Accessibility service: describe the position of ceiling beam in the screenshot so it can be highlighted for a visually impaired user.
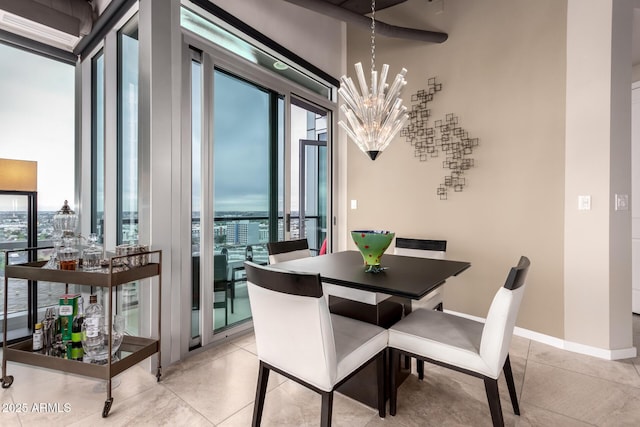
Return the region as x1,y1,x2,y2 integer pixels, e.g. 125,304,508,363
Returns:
283,0,448,43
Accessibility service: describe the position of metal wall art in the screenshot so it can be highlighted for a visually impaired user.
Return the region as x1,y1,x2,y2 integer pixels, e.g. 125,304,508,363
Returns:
400,78,479,200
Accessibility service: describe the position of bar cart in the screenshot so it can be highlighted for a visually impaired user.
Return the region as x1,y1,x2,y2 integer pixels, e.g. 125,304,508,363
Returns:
1,247,162,418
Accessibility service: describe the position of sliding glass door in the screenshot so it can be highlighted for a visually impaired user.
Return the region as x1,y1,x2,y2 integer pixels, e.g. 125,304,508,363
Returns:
186,39,333,348
189,55,283,345
289,100,328,253
211,70,276,331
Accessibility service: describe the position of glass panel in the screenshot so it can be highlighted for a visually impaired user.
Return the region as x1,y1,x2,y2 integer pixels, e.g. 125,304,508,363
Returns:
0,42,75,339
212,70,271,331
118,17,139,245
191,59,202,342
290,101,328,252
117,16,139,336
0,195,30,339
180,7,332,99
303,143,327,253
92,50,105,241
277,96,285,241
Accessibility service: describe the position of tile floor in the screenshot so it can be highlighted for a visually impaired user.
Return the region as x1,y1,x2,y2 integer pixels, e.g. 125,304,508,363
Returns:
1,315,640,426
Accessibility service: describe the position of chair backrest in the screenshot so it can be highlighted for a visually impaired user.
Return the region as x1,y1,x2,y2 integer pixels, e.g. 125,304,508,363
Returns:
267,239,311,264
213,253,228,283
394,237,447,260
479,256,530,378
245,261,337,391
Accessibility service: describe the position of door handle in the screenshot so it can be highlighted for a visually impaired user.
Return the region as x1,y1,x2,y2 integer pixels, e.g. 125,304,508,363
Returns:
286,213,291,232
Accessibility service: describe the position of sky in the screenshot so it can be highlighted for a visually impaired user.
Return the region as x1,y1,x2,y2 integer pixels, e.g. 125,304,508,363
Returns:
0,42,317,215
0,43,75,212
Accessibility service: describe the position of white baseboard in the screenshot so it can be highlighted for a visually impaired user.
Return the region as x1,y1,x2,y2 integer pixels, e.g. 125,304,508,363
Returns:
444,309,638,361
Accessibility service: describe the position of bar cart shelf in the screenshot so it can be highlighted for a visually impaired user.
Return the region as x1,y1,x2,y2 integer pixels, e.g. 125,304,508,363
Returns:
1,249,162,418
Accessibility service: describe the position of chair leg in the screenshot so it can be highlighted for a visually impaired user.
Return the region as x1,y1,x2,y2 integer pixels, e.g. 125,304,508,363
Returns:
417,359,424,380
417,302,440,378
252,362,270,427
321,391,333,427
503,355,520,415
377,351,386,418
483,377,505,427
389,348,398,416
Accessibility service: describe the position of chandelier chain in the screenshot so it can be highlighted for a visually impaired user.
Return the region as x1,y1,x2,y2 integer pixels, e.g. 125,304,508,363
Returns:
371,0,376,72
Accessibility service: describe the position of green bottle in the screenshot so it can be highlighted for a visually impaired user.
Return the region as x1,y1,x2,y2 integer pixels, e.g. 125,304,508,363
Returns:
70,296,85,360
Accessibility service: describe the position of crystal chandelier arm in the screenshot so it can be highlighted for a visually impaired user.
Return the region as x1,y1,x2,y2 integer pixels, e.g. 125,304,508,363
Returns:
379,98,405,133
339,118,369,153
382,70,407,113
377,64,389,97
354,62,370,99
338,86,361,116
342,75,368,115
379,113,408,152
371,69,378,97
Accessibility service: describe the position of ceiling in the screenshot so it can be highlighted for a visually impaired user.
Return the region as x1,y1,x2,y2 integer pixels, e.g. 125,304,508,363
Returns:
284,0,448,43
308,0,640,66
1,0,640,65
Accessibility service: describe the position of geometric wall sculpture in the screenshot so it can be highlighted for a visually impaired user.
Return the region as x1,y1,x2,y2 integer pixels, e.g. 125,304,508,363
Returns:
400,78,479,200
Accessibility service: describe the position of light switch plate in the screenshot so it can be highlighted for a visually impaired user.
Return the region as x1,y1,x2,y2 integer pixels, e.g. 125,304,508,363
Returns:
350,199,358,209
615,194,629,211
578,195,591,211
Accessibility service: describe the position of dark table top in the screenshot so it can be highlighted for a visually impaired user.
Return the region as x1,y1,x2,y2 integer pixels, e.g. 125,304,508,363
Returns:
268,250,471,300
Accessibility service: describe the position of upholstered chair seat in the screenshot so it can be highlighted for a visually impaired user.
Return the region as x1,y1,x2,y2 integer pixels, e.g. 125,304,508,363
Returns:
388,256,530,427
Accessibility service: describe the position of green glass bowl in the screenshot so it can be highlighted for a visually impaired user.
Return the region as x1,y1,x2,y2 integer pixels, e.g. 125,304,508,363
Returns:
351,230,395,273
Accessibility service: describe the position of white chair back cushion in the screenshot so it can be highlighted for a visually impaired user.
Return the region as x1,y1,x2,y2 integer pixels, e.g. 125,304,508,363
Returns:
247,282,338,391
479,284,527,378
393,246,446,260
268,248,311,264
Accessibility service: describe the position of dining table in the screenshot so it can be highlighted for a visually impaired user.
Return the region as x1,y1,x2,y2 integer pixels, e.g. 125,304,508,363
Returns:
268,250,471,409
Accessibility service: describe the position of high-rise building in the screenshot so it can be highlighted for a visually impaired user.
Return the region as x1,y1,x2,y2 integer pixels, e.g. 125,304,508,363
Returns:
226,221,259,245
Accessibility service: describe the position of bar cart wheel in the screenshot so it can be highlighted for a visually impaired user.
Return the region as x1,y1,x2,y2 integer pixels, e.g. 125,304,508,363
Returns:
156,367,162,382
102,397,113,417
1,375,14,388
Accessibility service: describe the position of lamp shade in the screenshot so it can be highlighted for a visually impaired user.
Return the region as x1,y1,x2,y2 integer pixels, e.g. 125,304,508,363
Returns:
0,158,37,191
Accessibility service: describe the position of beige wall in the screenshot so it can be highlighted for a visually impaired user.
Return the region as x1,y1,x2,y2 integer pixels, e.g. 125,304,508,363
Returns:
344,0,567,338
564,0,633,352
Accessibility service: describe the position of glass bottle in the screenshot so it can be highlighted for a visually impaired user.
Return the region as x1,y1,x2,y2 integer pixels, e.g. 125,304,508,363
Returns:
70,297,85,361
32,323,43,351
53,200,78,237
58,236,79,271
82,233,103,271
82,294,104,360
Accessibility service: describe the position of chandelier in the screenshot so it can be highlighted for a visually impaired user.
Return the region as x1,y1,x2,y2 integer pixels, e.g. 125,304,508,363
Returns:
338,0,409,160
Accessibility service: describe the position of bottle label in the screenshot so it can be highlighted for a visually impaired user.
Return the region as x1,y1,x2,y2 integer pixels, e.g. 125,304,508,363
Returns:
85,317,100,338
70,346,83,360
59,305,73,316
32,332,43,351
71,331,82,342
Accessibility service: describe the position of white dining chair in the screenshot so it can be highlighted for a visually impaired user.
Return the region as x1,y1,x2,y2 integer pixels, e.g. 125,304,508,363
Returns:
245,261,388,427
266,238,311,264
394,237,447,379
394,237,447,311
388,256,530,427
